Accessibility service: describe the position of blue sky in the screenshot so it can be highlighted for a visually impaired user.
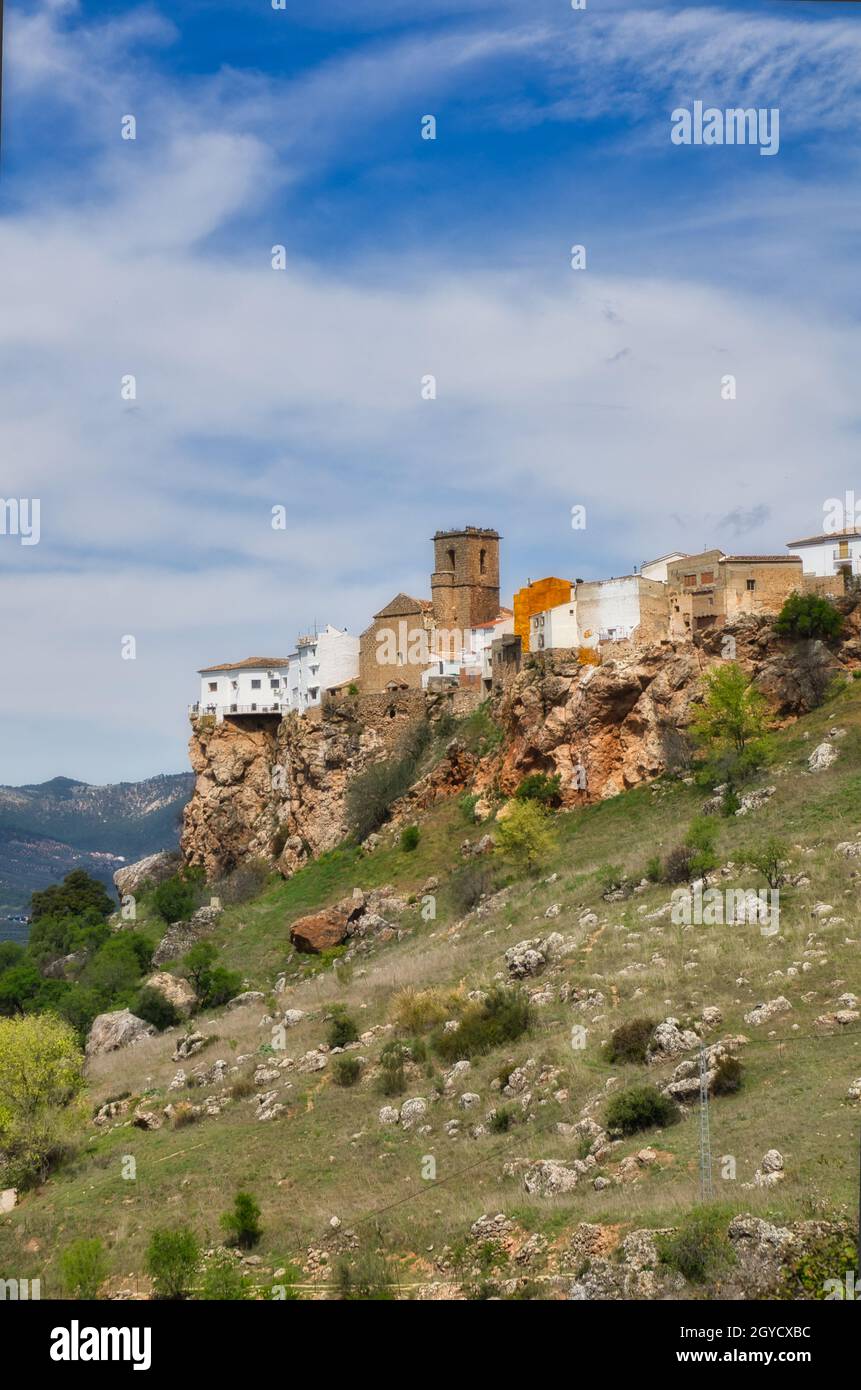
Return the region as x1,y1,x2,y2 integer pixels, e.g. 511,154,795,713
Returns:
1,0,860,784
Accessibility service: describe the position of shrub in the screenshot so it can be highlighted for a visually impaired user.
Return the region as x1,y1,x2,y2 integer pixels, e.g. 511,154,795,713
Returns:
60,1237,108,1299
690,662,768,757
644,855,663,884
345,721,431,842
0,1012,87,1189
775,593,844,642
221,1192,263,1250
448,862,497,914
134,986,181,1032
664,845,696,884
334,1248,395,1301
459,793,479,823
152,876,195,925
777,1225,858,1300
750,838,788,889
327,1009,359,1049
606,1018,656,1066
229,1074,257,1101
712,1055,744,1096
170,1101,198,1129
400,825,420,852
514,772,562,807
199,1251,253,1301
378,1041,407,1096
658,1207,735,1285
333,1056,361,1088
495,800,557,876
146,1228,200,1299
217,859,270,905
605,1084,678,1136
488,1105,514,1134
685,816,718,877
389,986,462,1035
598,863,626,895
432,986,531,1063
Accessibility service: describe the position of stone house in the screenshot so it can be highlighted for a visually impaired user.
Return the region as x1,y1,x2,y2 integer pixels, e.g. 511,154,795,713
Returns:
667,550,804,638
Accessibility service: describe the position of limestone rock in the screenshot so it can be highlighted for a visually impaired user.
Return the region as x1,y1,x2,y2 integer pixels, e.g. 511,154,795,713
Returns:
113,851,182,899
85,1009,155,1058
143,972,196,1018
290,906,352,954
744,997,792,1027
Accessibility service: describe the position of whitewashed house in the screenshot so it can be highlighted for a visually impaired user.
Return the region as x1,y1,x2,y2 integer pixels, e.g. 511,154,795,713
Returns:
530,590,578,651
421,611,514,692
786,528,861,579
195,658,290,719
530,574,669,651
639,551,688,583
287,625,360,711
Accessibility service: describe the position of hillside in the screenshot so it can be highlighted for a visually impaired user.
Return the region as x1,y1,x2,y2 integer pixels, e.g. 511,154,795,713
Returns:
0,773,194,919
1,671,859,1300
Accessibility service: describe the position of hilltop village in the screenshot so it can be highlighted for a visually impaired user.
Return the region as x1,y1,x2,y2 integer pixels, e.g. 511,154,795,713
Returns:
191,522,853,724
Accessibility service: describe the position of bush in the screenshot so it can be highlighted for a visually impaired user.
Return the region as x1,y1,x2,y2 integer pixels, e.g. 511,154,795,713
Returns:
658,1207,735,1285
334,1249,395,1301
514,772,562,807
712,1055,744,1096
0,1012,87,1189
606,1018,656,1066
777,1225,858,1300
598,863,626,895
134,986,181,1032
495,800,557,876
60,1237,108,1299
459,793,479,823
30,870,114,924
605,1084,678,1136
644,856,663,884
152,876,195,925
221,1192,262,1250
448,862,497,914
327,1009,359,1049
390,986,463,1035
146,1228,200,1299
400,825,420,852
691,662,768,757
378,1041,407,1096
432,986,532,1063
199,1251,253,1301
664,845,696,884
750,838,788,889
333,1056,361,1087
345,721,432,842
217,859,270,905
685,816,718,877
775,593,844,642
488,1105,514,1134
170,1101,198,1129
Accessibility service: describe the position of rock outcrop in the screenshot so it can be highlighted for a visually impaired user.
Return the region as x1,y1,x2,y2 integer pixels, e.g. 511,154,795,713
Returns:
85,1009,155,1058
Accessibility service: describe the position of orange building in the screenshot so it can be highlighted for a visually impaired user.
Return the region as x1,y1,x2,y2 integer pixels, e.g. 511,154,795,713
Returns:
513,577,572,653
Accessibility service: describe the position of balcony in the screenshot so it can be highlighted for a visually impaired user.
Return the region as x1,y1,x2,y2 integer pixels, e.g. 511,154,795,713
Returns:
189,702,285,723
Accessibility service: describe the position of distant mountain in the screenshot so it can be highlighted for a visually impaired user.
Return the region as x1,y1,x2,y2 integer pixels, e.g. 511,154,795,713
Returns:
0,772,194,924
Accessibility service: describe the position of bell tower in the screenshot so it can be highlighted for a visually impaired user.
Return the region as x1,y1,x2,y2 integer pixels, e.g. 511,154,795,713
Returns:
431,527,500,630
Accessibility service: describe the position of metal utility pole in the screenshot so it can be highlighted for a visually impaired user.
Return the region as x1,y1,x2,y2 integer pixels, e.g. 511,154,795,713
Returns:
699,1043,713,1202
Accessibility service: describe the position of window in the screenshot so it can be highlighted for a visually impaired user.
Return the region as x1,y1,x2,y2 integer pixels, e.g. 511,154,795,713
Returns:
683,574,696,588
251,679,262,689
447,548,455,570
700,570,714,584
208,682,218,692
479,548,486,574
270,679,279,690
839,540,850,559
746,579,756,591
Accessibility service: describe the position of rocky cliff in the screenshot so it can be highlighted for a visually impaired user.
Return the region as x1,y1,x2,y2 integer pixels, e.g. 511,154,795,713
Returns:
182,603,861,880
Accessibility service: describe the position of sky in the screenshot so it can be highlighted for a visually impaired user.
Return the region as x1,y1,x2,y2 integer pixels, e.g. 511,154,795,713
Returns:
1,0,859,784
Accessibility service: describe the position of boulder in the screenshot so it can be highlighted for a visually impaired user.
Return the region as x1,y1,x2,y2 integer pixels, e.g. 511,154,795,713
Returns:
744,997,792,1027
808,741,838,772
290,905,352,954
0,1189,17,1214
85,1009,155,1058
113,851,182,900
226,991,265,1010
143,972,196,1018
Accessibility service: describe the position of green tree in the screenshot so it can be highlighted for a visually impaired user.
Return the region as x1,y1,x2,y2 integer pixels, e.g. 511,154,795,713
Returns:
691,662,768,756
775,593,844,641
60,1237,109,1299
220,1192,262,1250
146,1228,200,1299
0,1012,87,1188
494,800,556,875
30,870,114,924
182,941,218,996
152,875,195,925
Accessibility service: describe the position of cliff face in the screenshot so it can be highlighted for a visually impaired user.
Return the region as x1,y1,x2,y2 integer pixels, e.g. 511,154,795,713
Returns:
182,604,861,879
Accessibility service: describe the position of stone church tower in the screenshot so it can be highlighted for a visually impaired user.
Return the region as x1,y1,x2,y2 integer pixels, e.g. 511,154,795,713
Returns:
431,527,501,631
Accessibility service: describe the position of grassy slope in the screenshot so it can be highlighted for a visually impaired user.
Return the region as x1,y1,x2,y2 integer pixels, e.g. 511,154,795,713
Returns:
2,689,861,1296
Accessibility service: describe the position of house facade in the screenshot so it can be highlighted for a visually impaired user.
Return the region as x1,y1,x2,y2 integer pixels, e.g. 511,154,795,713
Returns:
786,528,861,582
513,576,571,654
196,658,291,719
667,551,804,638
287,625,360,711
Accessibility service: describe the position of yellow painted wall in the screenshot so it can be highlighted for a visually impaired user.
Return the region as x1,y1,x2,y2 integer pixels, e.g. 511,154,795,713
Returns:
513,577,572,653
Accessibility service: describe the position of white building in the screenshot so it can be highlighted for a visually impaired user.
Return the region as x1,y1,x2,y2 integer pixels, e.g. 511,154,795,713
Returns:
640,551,688,583
287,625,360,711
786,528,861,579
530,591,578,651
421,612,514,692
196,657,290,719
